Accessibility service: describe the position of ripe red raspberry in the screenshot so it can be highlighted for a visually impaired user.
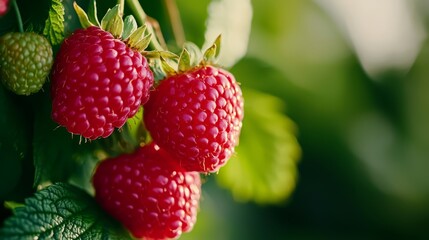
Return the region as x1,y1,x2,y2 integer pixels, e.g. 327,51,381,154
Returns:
0,0,9,16
144,65,244,173
92,143,201,239
51,26,154,139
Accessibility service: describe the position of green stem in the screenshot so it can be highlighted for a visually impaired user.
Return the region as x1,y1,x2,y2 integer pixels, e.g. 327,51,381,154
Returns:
12,0,24,33
125,0,164,51
117,0,124,16
126,0,144,21
164,0,185,47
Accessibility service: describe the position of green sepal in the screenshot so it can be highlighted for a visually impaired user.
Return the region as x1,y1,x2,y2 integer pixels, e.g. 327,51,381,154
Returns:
203,44,216,63
145,50,178,59
126,25,147,47
160,57,177,76
146,35,223,76
203,34,222,63
73,2,94,28
213,34,222,58
147,52,179,80
150,58,168,80
183,42,203,67
87,0,100,26
134,33,152,52
122,15,138,40
178,48,192,72
101,5,123,38
125,24,153,52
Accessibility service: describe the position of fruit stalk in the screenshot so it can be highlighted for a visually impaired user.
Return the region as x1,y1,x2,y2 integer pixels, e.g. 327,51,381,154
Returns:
117,0,124,16
11,0,23,32
164,0,185,47
125,0,164,51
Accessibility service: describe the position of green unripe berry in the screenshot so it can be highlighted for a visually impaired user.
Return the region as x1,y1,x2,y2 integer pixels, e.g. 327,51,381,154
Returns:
0,32,53,95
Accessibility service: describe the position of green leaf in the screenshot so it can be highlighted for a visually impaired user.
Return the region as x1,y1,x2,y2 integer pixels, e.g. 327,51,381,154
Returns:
0,86,33,200
125,106,146,144
67,152,99,195
216,89,301,204
0,183,132,240
61,0,84,35
43,0,65,45
32,94,72,187
204,0,252,67
32,93,98,188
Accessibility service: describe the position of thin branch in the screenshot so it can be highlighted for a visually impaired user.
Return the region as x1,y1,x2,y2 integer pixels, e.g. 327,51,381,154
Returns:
164,0,185,47
125,0,165,51
12,0,24,32
117,0,124,16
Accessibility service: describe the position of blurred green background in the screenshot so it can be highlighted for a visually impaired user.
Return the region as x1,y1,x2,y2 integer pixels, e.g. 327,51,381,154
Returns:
2,0,429,239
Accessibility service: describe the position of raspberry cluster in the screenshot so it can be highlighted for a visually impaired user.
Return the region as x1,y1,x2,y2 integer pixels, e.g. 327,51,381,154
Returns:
91,64,243,239
48,3,244,239
0,0,245,238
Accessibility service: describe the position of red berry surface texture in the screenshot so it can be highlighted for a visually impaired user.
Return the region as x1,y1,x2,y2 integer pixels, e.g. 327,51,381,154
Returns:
92,143,201,239
51,26,154,139
144,65,244,173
